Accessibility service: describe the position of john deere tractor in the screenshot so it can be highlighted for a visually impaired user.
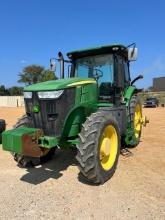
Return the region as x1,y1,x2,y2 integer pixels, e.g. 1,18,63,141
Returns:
2,44,147,184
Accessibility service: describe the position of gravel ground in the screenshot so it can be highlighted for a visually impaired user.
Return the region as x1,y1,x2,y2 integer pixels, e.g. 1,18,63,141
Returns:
0,107,165,220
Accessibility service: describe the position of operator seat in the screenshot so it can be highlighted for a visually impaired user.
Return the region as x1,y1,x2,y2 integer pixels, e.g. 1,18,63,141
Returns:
99,82,114,102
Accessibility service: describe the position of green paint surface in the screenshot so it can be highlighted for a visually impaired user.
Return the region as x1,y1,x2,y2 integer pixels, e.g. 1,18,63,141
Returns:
97,103,113,107
2,127,58,154
33,105,40,113
61,83,98,138
2,127,39,154
124,86,136,106
39,136,58,148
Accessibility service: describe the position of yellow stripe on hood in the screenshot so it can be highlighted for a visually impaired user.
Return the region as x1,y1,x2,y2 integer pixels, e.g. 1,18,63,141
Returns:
67,80,96,87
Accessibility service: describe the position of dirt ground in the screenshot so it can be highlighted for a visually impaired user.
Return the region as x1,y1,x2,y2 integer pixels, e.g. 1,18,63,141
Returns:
0,107,165,220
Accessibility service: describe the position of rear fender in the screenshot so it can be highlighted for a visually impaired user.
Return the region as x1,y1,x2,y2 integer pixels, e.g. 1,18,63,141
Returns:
124,86,136,106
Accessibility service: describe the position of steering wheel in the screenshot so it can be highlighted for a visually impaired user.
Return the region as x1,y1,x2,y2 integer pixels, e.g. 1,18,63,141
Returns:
93,69,103,80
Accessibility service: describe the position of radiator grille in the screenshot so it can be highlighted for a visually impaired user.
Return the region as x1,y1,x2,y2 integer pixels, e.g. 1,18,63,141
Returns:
24,89,75,136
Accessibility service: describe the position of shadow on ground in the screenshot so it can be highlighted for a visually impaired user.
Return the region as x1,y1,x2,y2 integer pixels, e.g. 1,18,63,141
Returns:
20,149,77,185
20,146,135,186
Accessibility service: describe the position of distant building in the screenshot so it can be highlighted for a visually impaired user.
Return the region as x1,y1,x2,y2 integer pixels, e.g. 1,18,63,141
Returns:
153,77,165,92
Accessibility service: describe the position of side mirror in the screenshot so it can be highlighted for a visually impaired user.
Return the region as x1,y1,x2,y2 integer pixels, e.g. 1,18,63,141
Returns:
128,47,138,61
50,58,56,71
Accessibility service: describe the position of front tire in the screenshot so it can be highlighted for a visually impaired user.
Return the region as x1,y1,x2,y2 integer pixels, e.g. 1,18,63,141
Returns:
76,111,120,184
0,119,6,143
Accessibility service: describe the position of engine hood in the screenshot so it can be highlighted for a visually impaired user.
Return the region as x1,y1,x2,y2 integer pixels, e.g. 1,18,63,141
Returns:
24,78,96,92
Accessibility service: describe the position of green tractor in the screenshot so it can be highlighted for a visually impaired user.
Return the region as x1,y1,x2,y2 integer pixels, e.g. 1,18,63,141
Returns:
2,44,147,184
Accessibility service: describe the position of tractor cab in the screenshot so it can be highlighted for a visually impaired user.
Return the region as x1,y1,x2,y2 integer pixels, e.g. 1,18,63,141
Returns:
67,44,138,105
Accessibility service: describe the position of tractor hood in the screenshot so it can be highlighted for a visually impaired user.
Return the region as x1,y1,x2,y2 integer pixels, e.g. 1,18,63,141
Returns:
24,78,96,92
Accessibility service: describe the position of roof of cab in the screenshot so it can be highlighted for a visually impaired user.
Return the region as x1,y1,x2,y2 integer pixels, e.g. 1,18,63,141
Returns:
67,44,128,59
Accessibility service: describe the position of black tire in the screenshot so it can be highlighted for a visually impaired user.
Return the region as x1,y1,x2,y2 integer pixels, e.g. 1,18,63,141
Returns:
76,111,120,184
127,95,142,147
0,119,6,144
12,115,56,168
0,119,6,133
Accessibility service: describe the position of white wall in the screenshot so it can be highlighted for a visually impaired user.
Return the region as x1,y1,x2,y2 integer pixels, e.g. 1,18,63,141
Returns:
0,96,24,107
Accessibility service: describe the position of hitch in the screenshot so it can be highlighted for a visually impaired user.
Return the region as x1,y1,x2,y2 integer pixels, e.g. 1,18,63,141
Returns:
141,116,149,127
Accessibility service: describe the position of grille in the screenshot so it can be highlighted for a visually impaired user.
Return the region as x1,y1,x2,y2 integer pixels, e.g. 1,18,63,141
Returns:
24,89,75,137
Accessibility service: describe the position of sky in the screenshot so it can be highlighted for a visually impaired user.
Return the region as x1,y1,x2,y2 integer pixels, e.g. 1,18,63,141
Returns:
0,0,165,88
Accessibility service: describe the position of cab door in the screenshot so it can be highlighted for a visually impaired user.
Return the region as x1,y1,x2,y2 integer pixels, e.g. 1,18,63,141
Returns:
114,55,131,105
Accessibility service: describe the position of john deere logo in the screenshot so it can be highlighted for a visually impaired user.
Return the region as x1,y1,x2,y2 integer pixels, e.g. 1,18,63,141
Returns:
33,105,40,113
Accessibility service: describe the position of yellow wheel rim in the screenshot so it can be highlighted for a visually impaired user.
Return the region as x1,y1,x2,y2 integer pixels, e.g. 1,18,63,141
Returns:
134,104,142,138
99,125,118,171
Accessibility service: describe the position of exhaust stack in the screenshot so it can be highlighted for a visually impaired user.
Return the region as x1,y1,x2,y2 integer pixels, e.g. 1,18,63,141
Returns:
58,51,64,79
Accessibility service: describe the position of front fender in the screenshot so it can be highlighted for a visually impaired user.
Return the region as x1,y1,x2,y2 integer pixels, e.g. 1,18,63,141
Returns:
61,105,95,138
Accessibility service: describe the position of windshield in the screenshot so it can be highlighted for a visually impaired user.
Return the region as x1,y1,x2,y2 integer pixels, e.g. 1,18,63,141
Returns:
74,54,114,85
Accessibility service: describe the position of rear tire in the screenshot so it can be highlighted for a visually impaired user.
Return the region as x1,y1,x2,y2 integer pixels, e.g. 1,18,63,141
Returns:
76,111,120,184
126,95,142,147
12,115,56,168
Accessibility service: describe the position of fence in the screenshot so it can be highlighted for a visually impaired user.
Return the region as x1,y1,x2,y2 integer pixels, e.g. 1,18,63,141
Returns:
0,96,24,107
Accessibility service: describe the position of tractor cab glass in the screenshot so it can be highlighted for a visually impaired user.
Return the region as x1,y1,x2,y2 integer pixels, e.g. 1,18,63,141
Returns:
74,54,115,102
74,54,114,86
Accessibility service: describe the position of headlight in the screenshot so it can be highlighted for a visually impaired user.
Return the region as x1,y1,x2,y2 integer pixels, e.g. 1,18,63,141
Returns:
38,90,64,99
24,92,32,99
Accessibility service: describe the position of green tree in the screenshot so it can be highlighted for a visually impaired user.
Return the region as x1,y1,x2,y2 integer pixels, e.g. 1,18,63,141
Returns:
0,85,24,96
18,65,57,85
40,70,57,82
18,65,45,85
9,86,23,96
0,85,9,96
